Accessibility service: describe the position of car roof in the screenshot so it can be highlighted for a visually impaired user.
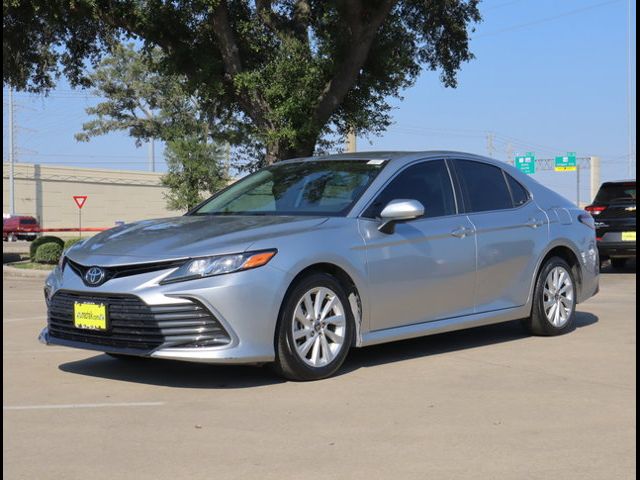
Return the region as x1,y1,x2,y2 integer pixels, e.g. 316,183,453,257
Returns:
286,150,499,166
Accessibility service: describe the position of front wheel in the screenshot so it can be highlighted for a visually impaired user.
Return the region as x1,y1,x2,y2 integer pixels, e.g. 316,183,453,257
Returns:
523,257,577,336
273,273,354,381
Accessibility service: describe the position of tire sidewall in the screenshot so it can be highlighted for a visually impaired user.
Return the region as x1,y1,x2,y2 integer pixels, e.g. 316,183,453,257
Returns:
533,258,577,334
276,273,354,380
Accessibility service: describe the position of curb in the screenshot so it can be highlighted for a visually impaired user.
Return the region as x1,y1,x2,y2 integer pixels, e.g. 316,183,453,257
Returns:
3,265,52,279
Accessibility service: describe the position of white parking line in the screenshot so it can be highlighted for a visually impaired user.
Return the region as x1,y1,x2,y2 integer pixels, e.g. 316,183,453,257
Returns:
3,316,45,323
2,299,45,304
3,348,71,354
3,402,165,411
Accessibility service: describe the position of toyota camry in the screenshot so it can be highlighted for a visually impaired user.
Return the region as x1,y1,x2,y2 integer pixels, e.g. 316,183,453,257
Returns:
40,151,599,381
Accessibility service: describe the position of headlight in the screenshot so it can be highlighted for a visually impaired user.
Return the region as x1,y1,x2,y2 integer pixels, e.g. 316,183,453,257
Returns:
160,249,277,284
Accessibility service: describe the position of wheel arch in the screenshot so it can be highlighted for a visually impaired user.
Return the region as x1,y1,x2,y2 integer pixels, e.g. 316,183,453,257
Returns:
531,243,584,309
276,262,364,348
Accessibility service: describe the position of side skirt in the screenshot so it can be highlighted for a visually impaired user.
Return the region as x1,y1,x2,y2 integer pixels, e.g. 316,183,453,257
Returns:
359,305,530,347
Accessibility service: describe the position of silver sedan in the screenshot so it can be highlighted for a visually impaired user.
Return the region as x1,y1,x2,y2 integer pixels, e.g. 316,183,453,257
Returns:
40,151,599,380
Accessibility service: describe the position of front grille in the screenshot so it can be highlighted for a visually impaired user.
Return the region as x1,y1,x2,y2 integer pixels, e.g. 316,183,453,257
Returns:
48,291,231,352
66,258,187,287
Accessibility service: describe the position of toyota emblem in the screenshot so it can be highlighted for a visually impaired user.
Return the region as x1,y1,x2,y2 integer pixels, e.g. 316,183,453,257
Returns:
84,266,106,286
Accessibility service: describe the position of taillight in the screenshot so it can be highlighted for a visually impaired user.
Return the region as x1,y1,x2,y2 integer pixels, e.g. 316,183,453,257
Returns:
585,205,606,215
578,212,596,229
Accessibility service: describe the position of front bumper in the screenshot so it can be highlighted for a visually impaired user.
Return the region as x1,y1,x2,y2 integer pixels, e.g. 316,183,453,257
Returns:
40,261,293,364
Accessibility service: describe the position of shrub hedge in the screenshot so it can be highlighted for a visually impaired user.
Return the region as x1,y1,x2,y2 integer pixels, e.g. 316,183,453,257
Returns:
29,236,64,260
34,243,63,264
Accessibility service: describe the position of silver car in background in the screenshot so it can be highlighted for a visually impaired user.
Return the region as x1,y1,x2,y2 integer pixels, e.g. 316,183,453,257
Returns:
40,151,599,381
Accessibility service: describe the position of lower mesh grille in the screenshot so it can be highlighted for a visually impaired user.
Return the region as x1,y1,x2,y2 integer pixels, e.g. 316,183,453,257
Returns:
48,291,230,351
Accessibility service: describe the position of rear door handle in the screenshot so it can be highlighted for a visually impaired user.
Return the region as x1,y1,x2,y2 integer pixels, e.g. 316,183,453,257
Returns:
526,218,544,229
451,226,474,238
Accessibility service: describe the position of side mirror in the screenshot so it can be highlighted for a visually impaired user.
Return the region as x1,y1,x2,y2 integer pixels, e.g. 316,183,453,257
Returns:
378,199,425,234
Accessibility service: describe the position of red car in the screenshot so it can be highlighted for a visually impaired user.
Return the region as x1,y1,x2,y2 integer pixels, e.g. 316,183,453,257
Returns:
3,215,40,241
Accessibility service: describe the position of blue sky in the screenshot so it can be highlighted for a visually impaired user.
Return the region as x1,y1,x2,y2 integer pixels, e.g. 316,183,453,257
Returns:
2,0,636,203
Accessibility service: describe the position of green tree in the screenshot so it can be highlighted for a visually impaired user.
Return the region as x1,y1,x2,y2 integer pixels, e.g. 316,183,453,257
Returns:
74,43,245,146
161,137,228,211
73,43,232,208
4,1,481,163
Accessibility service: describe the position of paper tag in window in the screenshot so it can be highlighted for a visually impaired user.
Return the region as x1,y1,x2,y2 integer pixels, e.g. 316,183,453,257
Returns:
367,160,385,165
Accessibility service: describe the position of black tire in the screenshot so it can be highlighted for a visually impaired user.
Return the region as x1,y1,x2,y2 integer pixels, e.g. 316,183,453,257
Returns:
522,257,577,336
610,258,627,270
273,272,354,381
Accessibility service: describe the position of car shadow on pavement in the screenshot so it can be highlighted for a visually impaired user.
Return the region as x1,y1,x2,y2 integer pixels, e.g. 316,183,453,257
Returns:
59,356,286,389
340,312,599,375
58,312,598,388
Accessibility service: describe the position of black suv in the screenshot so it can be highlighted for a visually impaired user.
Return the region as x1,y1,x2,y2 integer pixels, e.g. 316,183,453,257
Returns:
586,180,636,269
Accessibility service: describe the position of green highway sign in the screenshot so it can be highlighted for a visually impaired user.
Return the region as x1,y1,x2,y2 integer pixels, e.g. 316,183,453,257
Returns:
555,152,577,172
515,152,536,174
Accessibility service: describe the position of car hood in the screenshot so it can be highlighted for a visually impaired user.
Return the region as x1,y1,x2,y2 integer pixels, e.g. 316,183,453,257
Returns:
66,215,329,266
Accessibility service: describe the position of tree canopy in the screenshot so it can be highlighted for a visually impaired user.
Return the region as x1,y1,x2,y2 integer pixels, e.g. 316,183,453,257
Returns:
74,43,238,146
161,137,228,211
4,0,481,163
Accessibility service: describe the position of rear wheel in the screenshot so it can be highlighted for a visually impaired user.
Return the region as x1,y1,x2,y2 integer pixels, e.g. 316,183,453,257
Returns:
523,257,576,336
273,273,354,381
610,258,628,270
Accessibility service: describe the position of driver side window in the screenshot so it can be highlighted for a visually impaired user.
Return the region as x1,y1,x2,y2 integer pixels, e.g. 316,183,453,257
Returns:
363,160,456,219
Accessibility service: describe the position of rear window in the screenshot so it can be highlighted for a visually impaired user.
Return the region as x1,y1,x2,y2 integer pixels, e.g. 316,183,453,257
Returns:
506,174,530,207
455,160,514,213
595,182,636,204
19,218,37,225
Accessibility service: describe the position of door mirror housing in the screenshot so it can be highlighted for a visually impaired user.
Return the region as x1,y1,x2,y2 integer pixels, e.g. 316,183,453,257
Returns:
378,199,425,234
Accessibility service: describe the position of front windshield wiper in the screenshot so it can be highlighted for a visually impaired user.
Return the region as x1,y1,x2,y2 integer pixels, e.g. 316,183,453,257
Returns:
191,211,273,216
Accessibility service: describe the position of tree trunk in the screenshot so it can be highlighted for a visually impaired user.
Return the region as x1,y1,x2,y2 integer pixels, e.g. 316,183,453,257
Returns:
265,136,317,165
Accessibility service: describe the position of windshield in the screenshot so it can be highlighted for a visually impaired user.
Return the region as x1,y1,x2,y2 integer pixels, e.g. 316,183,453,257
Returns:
595,182,636,204
191,160,386,216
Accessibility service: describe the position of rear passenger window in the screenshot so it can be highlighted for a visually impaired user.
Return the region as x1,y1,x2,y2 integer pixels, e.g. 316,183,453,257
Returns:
364,160,456,219
455,160,513,213
506,174,530,207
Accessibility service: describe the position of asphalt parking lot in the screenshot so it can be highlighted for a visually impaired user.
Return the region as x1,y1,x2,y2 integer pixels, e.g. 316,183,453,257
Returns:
3,265,636,480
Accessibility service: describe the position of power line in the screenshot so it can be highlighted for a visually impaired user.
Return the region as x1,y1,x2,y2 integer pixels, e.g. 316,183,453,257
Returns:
474,0,623,39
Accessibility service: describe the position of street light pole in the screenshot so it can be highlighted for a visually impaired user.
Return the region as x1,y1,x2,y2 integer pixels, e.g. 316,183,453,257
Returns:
9,87,16,216
628,0,635,178
148,139,156,172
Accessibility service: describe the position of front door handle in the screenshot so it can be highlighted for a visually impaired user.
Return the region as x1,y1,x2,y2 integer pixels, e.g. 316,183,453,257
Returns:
451,226,474,238
526,218,544,229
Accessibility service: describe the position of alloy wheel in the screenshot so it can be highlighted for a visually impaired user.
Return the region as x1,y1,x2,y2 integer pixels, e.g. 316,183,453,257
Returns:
291,287,346,367
543,266,574,328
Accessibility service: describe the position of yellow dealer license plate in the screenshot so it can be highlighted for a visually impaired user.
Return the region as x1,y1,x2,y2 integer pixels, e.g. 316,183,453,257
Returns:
622,231,636,242
73,302,108,331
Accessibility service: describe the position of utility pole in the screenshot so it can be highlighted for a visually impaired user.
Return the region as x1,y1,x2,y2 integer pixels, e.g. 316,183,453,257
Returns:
576,164,581,207
346,129,357,153
627,0,635,177
8,87,16,216
225,142,231,179
148,139,155,172
506,143,514,165
590,156,601,202
486,132,495,158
